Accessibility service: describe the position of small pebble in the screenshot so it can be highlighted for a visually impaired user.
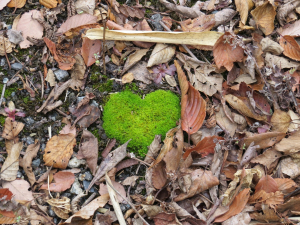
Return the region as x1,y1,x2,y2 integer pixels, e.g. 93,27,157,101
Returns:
17,171,23,178
70,179,83,195
32,158,41,168
82,180,96,193
53,218,58,224
68,157,86,168
11,63,23,70
150,14,164,31
78,173,85,181
48,208,56,217
54,69,69,81
61,193,72,198
26,136,35,145
0,58,6,66
84,171,93,181
24,117,35,126
34,167,42,176
77,96,85,104
91,100,99,107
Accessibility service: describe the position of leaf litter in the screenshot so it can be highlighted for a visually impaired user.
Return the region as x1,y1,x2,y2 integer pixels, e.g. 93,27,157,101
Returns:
2,0,300,224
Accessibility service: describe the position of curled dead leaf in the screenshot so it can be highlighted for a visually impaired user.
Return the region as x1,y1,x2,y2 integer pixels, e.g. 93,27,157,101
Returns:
279,35,300,61
251,2,276,35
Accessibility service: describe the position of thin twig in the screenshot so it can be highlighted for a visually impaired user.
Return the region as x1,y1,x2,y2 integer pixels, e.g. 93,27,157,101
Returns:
47,167,53,198
106,180,150,225
82,192,97,207
39,71,44,99
127,153,151,167
2,37,11,70
159,21,206,64
100,10,107,75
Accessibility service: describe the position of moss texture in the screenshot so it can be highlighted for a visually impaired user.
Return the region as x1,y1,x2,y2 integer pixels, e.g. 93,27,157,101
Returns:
103,90,180,157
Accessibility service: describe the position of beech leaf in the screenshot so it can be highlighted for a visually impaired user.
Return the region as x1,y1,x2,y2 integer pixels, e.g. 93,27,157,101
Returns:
57,14,98,34
279,35,300,61
40,171,75,192
81,37,102,67
147,43,175,67
22,141,40,185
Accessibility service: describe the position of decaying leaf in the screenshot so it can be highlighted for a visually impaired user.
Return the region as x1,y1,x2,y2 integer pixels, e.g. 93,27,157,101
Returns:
0,142,23,181
81,37,102,67
69,54,86,91
175,60,206,134
251,2,276,35
43,133,76,169
39,0,58,9
147,44,175,67
280,35,300,61
0,36,15,56
2,180,34,205
47,197,71,219
271,109,291,133
213,32,244,71
7,0,26,8
235,0,254,25
122,48,149,74
40,171,75,192
274,130,300,155
242,132,286,149
57,14,98,34
77,130,98,175
1,117,24,140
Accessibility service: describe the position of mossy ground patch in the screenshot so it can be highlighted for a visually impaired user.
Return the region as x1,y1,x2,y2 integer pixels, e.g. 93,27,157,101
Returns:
103,90,181,157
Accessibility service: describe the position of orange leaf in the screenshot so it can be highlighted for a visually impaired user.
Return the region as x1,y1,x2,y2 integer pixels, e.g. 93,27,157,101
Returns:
248,190,284,207
7,0,25,8
255,175,279,193
175,60,206,134
183,135,224,159
215,188,250,222
39,0,58,8
279,35,300,61
44,37,76,70
43,133,76,169
213,32,244,71
81,37,102,67
0,189,13,200
40,171,75,192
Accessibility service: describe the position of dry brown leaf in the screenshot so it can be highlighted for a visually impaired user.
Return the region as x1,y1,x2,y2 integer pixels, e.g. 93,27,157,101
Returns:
235,0,254,25
183,136,224,159
174,169,219,201
77,130,98,175
0,142,22,181
248,190,284,207
16,10,44,49
21,141,40,186
45,69,56,87
147,44,175,67
213,32,244,71
2,180,34,205
70,54,86,91
39,0,58,8
225,94,267,121
275,178,297,194
99,180,126,204
0,36,14,56
271,109,291,133
1,118,24,140
47,197,71,219
7,0,25,8
81,37,102,67
44,38,76,70
243,132,285,149
278,20,300,37
277,0,300,26
75,0,95,14
119,4,144,19
127,61,153,84
122,48,149,74
274,130,300,155
251,2,276,35
215,188,250,222
152,160,168,190
255,175,278,193
277,196,300,215
250,148,282,170
279,35,300,61
261,37,284,55
43,133,76,169
57,14,98,34
180,14,215,32
265,52,300,68
251,204,280,222
279,157,300,179
40,171,75,192
175,60,206,134
215,105,237,137
122,73,134,84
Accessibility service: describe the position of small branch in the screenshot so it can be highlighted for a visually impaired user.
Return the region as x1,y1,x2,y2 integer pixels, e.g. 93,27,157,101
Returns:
39,71,44,99
2,36,11,70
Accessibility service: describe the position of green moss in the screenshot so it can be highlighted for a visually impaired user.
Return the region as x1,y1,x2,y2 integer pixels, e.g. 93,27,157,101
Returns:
23,96,29,104
103,90,181,157
93,79,113,92
0,84,18,98
90,128,101,142
0,115,5,126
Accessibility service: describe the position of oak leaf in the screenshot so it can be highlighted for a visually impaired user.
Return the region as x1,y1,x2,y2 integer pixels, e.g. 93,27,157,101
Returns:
279,35,300,61
175,60,206,134
81,37,102,67
213,32,244,71
183,136,224,159
251,2,276,35
40,171,75,192
43,133,76,169
215,188,250,222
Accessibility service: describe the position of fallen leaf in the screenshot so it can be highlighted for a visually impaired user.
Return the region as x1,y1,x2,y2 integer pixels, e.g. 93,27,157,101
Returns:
215,105,237,137
240,142,259,167
147,44,175,67
119,4,145,19
222,212,251,225
0,36,15,56
122,176,139,187
7,0,25,8
86,29,223,49
39,0,58,8
175,60,206,134
153,213,180,225
278,19,300,37
87,140,130,192
261,37,284,55
44,38,76,70
1,117,24,140
274,130,300,155
0,142,23,181
248,190,284,208
251,2,276,35
122,73,134,84
81,37,102,67
75,0,95,14
235,0,254,25
251,204,280,222
40,171,75,192
183,136,224,159
255,175,278,193
277,196,300,215
127,61,153,84
2,180,34,205
144,135,161,164
43,133,76,169
45,69,56,87
122,48,149,74
265,52,300,69
99,180,126,203
0,0,10,10
279,35,300,61
271,109,291,133
251,148,282,170
215,188,250,222
57,14,98,34
174,169,219,201
275,178,297,194
69,54,86,91
21,141,40,185
77,130,98,175
279,157,300,179
16,10,44,49
73,104,100,128
243,132,285,149
47,197,71,219
213,32,244,71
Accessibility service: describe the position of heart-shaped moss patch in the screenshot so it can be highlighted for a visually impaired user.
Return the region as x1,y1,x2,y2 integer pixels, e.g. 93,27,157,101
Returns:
103,90,181,157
